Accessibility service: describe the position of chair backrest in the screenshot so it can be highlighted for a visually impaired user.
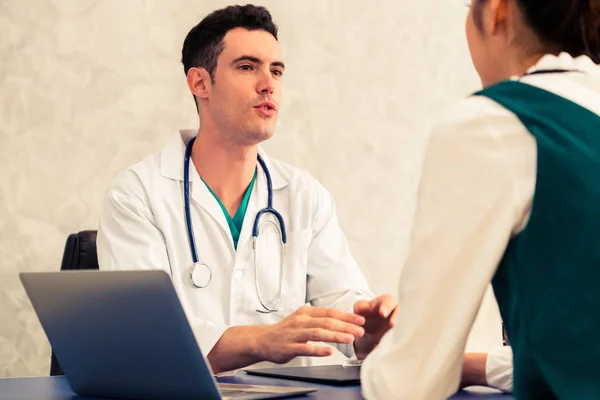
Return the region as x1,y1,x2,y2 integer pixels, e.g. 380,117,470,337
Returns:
59,231,99,271
50,230,99,376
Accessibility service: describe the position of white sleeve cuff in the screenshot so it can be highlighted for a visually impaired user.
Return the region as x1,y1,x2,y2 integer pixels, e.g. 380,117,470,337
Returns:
188,318,228,357
486,346,513,393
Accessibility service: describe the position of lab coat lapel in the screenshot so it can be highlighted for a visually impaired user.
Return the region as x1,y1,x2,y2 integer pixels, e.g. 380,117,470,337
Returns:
188,160,233,245
160,130,233,245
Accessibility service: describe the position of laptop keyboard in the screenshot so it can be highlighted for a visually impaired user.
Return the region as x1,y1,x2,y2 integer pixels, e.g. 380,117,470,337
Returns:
217,383,301,399
221,389,278,397
218,383,302,398
219,383,277,398
219,384,261,390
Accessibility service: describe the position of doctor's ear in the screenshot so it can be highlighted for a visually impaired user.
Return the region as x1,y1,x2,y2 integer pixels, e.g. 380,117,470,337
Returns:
186,67,211,100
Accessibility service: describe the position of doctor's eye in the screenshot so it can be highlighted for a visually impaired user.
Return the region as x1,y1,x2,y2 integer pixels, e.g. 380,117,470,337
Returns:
271,69,284,77
238,64,254,71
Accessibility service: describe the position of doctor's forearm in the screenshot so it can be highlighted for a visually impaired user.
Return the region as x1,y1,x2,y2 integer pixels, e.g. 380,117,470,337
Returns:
207,307,366,373
207,326,264,374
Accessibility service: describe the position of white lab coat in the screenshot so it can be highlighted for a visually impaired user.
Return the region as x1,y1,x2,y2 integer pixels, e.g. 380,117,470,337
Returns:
97,129,374,368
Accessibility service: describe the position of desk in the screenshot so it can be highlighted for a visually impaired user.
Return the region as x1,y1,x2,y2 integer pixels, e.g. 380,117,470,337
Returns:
0,374,513,400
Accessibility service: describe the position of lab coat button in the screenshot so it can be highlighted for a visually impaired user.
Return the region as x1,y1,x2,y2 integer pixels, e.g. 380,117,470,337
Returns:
233,270,244,280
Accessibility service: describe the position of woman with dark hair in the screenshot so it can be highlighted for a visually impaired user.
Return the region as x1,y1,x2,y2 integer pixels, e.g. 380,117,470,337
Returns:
361,0,600,399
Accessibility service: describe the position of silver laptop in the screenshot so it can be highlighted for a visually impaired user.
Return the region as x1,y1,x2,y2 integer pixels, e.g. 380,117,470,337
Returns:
20,270,316,400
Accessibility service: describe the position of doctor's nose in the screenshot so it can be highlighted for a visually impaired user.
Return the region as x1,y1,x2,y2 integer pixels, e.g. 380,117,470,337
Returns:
256,71,275,95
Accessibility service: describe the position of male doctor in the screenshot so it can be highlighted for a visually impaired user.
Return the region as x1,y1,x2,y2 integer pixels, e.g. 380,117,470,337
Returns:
97,4,512,388
96,4,398,374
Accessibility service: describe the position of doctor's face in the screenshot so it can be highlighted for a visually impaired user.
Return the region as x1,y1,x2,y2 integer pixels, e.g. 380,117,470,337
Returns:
206,28,284,146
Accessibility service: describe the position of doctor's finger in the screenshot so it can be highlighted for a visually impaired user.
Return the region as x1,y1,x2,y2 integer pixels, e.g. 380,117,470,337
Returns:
389,305,399,327
303,318,365,337
356,295,397,317
294,328,356,345
377,296,398,318
353,300,371,314
301,307,365,326
290,344,334,358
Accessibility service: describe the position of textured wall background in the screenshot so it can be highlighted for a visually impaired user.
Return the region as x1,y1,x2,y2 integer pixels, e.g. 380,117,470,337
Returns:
0,0,502,377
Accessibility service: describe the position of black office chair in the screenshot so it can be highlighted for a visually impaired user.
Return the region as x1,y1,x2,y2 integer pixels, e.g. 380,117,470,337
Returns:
49,230,99,376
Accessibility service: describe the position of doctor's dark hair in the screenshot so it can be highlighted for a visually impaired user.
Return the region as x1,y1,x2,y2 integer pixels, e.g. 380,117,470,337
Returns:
181,4,279,82
473,0,600,63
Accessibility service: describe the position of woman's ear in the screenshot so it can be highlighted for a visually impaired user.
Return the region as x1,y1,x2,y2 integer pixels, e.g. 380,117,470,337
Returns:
488,0,509,35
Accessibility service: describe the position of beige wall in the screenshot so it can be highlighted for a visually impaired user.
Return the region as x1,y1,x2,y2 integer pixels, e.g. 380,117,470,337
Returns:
0,0,502,377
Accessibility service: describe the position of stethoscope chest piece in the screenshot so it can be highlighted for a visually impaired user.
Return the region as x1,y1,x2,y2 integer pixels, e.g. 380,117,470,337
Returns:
190,262,212,288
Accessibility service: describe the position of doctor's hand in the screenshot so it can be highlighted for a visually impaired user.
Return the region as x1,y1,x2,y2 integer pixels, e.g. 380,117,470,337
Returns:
352,295,399,359
254,306,366,365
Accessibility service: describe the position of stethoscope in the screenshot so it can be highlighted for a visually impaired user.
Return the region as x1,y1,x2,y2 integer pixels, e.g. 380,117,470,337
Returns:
183,136,287,313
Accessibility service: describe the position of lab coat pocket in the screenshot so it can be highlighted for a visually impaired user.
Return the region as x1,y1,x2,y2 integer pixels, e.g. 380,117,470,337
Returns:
254,228,312,317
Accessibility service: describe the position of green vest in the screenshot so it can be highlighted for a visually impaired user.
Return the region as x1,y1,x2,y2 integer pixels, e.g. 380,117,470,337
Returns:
476,81,600,399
